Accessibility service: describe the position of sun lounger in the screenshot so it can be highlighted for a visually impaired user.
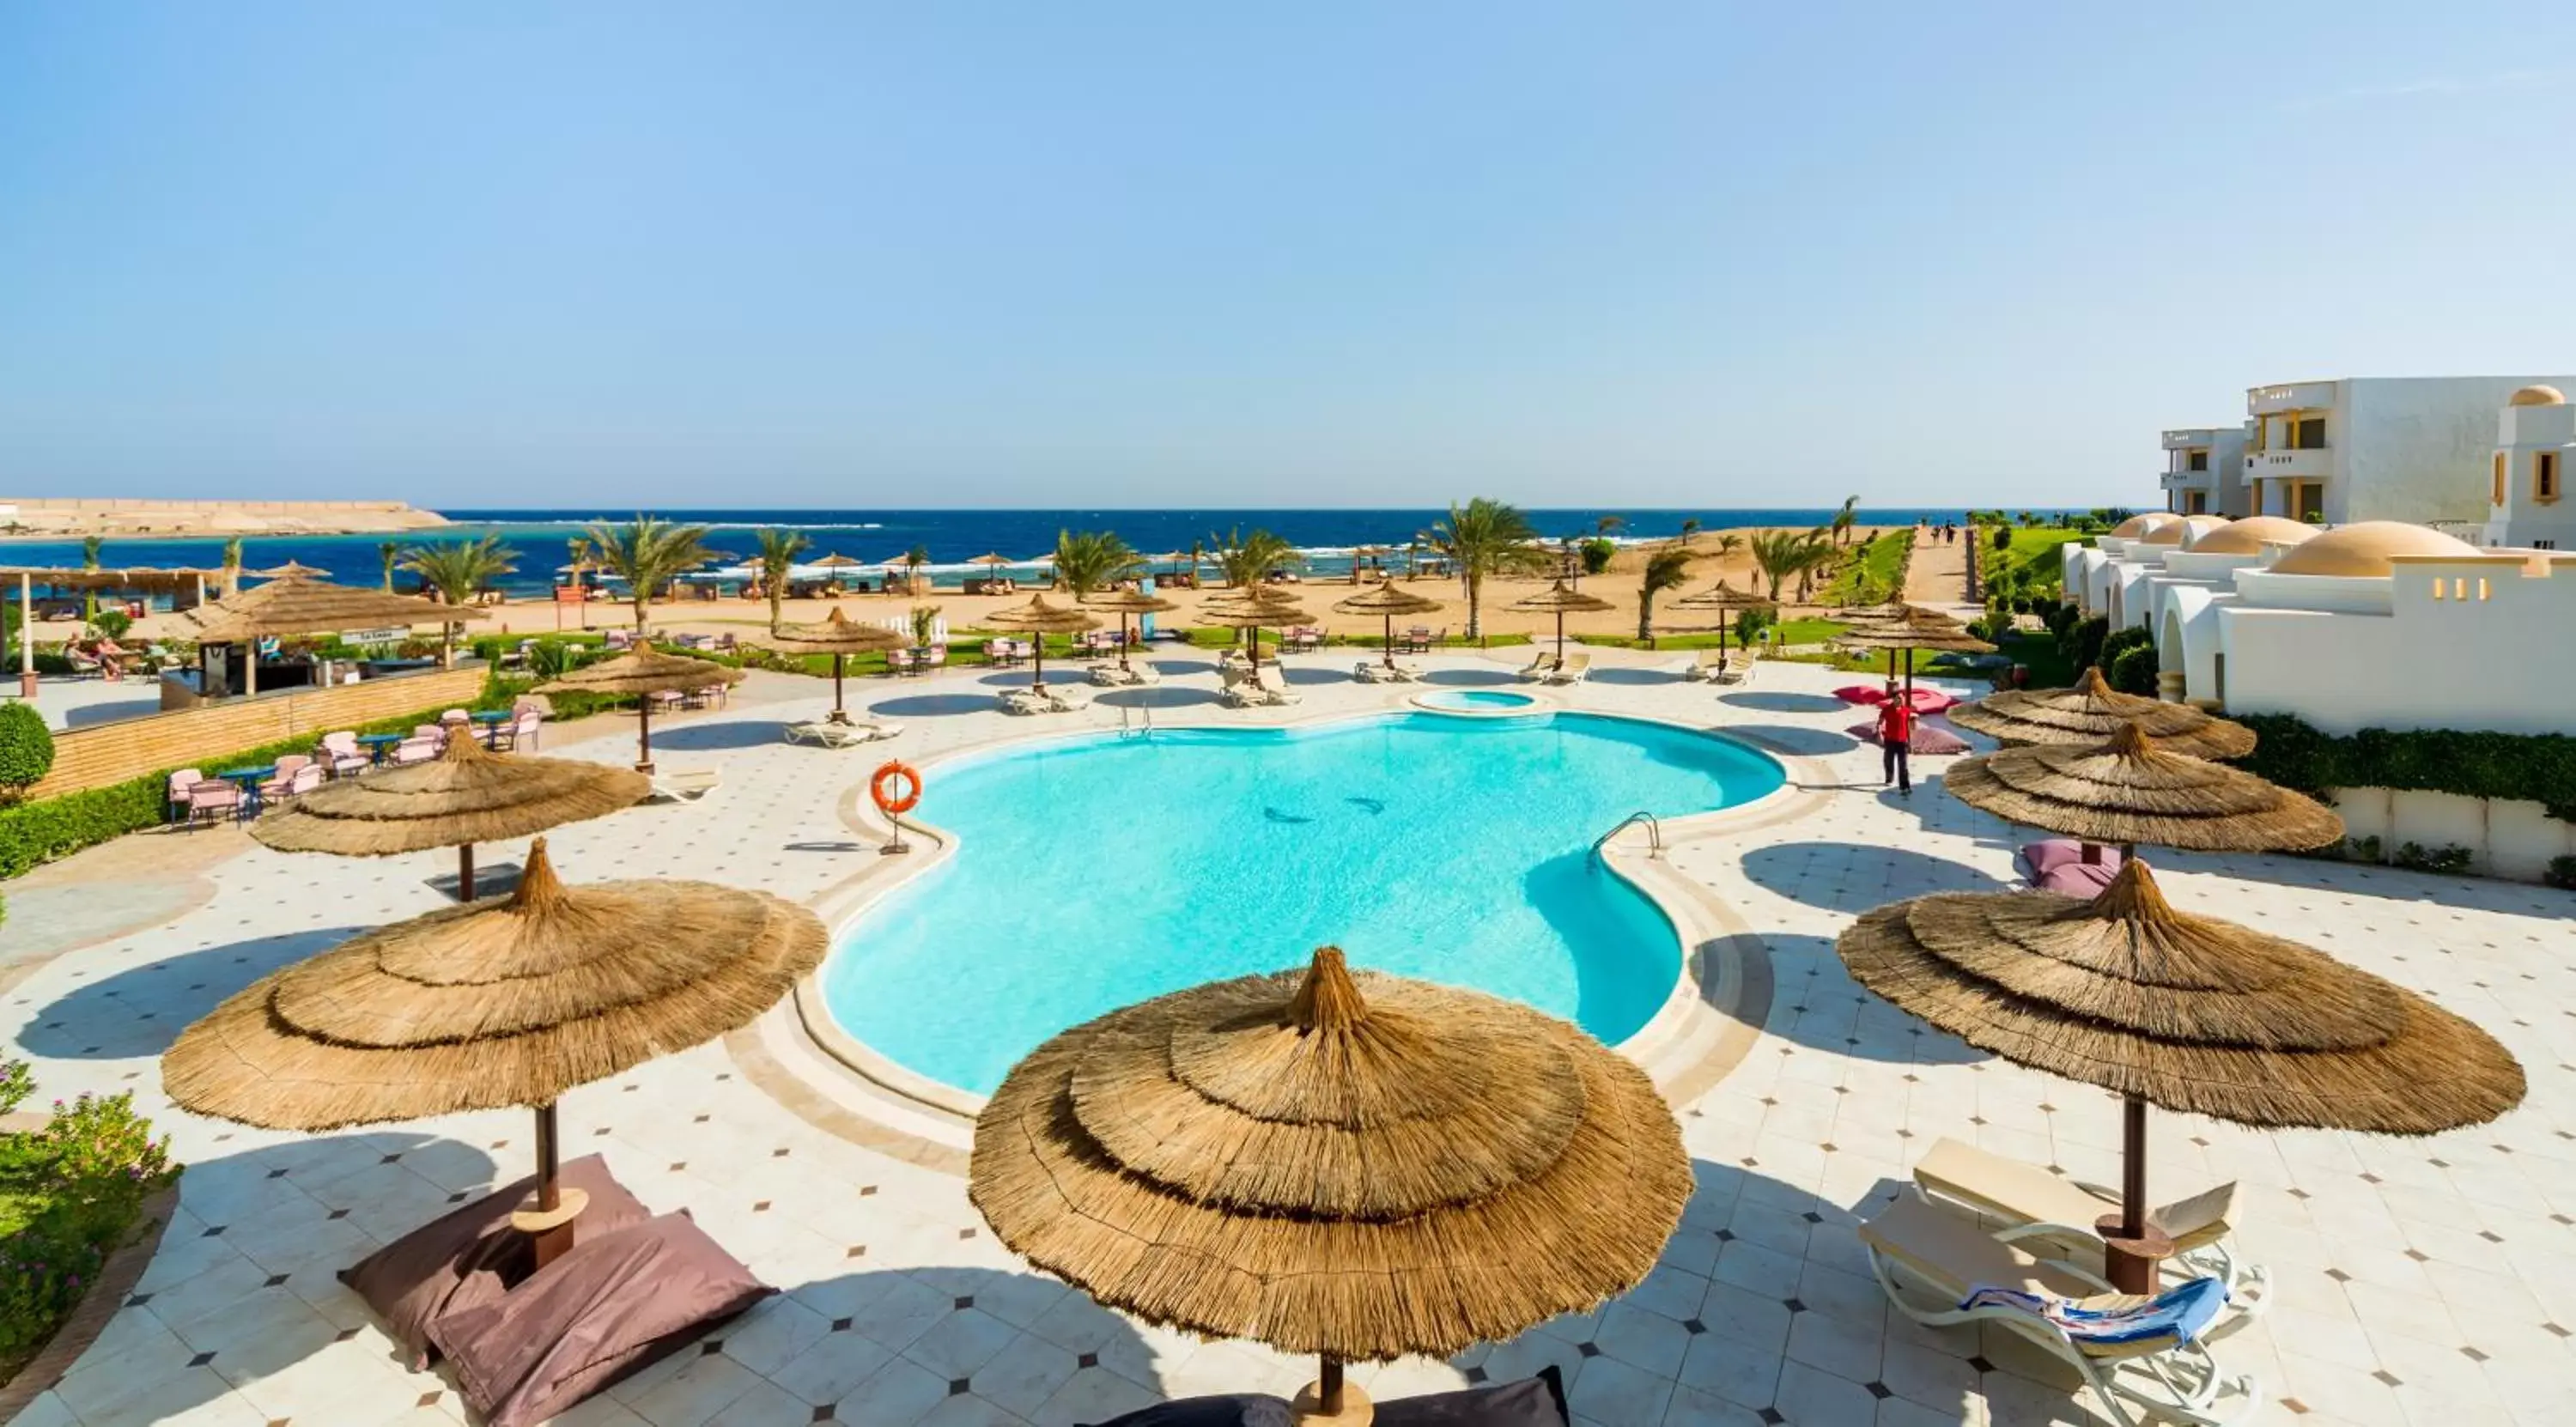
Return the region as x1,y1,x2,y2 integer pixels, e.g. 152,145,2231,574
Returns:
1913,1137,2260,1304
1515,650,1557,682
1541,652,1590,685
1688,647,1728,681
1353,660,1421,683
785,720,897,747
1861,1192,2258,1427
647,768,720,802
1713,647,1759,685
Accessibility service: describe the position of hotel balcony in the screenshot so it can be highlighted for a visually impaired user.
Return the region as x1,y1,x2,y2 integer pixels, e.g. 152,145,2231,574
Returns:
2246,447,2331,481
2160,471,2210,491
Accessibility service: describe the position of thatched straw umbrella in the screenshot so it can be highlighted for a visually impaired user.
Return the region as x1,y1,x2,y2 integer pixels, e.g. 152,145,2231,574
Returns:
983,593,1100,691
1348,545,1392,583
251,728,646,900
1197,587,1315,678
972,949,1690,1423
252,559,330,580
165,838,824,1265
1946,721,2341,858
537,647,744,774
1079,588,1177,675
1949,666,2257,760
807,552,866,571
1332,579,1442,671
1840,859,2523,1290
182,576,486,694
1671,580,1772,656
1831,605,1993,695
1510,580,1613,660
767,607,906,722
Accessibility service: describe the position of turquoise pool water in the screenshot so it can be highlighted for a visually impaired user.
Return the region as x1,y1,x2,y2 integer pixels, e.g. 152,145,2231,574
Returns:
1418,689,1539,710
823,711,1785,1093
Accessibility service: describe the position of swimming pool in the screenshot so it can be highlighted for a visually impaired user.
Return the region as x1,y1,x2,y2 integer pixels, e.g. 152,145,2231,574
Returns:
1414,689,1540,712
822,711,1785,1094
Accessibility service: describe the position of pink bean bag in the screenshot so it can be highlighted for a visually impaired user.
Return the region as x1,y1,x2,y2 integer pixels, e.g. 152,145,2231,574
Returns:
2020,839,2123,894
1833,685,1959,714
1847,720,1970,755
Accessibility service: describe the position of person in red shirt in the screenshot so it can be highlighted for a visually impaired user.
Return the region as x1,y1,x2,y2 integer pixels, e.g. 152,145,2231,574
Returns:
1876,681,1915,794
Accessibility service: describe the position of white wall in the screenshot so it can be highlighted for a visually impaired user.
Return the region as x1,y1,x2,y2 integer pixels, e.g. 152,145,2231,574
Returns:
2488,400,2576,550
2342,376,2576,525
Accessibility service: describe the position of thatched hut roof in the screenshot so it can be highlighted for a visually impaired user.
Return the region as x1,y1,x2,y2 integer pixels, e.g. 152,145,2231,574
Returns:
984,594,1102,635
1333,580,1441,617
1830,606,1994,653
764,608,908,655
1082,589,1180,616
181,576,484,643
1945,722,2341,852
1197,588,1315,628
252,561,330,579
1948,667,2257,759
536,646,744,697
1671,580,1771,611
161,838,827,1130
0,566,217,593
807,553,868,570
969,949,1690,1363
1510,580,1613,615
249,731,647,857
1837,859,2524,1132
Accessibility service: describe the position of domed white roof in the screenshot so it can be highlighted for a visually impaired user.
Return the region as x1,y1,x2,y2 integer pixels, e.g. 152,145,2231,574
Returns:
2269,522,2480,578
2186,517,2321,556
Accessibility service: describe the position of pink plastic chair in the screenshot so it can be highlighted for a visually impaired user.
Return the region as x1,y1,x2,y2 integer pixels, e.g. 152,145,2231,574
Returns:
510,711,543,750
391,736,440,766
167,768,204,823
185,779,242,828
259,755,312,801
318,732,370,779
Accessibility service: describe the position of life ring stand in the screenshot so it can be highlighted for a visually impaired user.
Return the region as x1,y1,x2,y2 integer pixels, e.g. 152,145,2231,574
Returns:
870,761,921,854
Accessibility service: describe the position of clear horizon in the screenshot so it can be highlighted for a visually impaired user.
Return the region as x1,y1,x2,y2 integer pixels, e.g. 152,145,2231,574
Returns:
4,5,2569,508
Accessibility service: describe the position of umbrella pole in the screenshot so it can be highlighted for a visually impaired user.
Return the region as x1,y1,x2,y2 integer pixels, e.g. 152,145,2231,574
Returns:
514,1100,588,1270
2094,1091,2172,1294
458,845,475,902
635,695,654,775
1119,614,1132,673
830,653,848,723
1294,1354,1372,1424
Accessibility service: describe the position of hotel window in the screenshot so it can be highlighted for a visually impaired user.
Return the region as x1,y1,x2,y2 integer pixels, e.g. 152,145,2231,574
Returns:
2494,452,2508,505
2187,450,2208,472
2537,451,2561,503
2290,416,2326,450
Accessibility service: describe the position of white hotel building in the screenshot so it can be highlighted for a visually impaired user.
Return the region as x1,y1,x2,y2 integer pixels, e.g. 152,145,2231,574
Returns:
2156,426,2250,517
2233,373,2576,526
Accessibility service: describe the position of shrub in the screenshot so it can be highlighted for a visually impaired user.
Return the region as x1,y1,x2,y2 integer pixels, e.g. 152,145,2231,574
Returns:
1733,606,1775,647
0,1060,28,1115
2230,714,2576,823
2343,834,2385,865
2392,841,2475,876
0,703,54,798
1992,525,2011,550
87,610,132,641
2547,854,2576,890
1579,537,1616,576
0,1076,180,1364
2059,614,2110,672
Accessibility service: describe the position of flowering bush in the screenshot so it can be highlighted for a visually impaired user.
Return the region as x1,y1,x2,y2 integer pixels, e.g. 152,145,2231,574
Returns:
0,1070,181,1368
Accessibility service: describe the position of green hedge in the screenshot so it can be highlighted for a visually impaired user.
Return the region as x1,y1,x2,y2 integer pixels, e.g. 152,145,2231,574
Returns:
2231,714,2576,823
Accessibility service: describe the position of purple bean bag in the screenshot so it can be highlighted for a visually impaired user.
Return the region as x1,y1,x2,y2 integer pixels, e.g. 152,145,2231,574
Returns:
2019,839,2123,894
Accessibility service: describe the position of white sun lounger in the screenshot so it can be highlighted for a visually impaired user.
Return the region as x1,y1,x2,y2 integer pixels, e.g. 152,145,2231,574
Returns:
1712,647,1759,684
1514,650,1556,683
1687,647,1728,682
785,720,900,748
1541,652,1590,685
1352,660,1420,683
647,768,722,803
1861,1192,2260,1427
1913,1138,2262,1306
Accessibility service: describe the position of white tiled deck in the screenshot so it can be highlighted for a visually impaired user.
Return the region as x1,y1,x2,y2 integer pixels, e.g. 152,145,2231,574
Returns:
5,647,2571,1427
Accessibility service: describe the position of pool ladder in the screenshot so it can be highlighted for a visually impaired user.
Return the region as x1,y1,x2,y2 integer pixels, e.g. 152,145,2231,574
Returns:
1591,811,1663,863
1117,701,1155,739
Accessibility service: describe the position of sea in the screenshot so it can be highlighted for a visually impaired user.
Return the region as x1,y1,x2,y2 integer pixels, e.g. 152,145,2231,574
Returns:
4,507,2031,598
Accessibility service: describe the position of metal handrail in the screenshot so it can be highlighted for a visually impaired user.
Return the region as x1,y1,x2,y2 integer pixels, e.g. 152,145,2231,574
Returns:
1118,701,1154,738
1591,811,1663,863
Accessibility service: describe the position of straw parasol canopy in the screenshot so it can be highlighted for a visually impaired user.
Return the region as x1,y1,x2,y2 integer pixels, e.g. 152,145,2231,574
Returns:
1949,667,2257,760
181,575,485,645
1334,580,1441,670
1672,580,1774,653
1839,859,2524,1288
1946,721,2342,854
984,593,1101,689
165,837,826,1260
537,647,744,773
1832,605,1994,690
968,552,1018,568
1197,587,1315,671
1081,588,1178,673
1510,580,1613,659
252,728,647,899
252,560,330,580
768,608,907,721
971,948,1690,1420
807,552,867,571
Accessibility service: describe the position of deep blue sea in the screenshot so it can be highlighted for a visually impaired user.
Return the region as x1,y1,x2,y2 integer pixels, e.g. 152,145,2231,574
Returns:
6,507,2029,598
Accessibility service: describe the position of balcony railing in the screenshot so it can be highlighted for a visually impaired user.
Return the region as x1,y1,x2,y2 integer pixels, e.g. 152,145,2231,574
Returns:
2245,448,2331,479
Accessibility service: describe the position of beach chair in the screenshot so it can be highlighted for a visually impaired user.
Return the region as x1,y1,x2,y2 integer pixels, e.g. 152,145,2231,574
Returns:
167,768,204,823
64,647,102,678
1713,648,1758,685
1688,647,1728,682
1861,1192,2258,1427
1542,652,1590,685
647,768,721,802
1515,649,1557,683
258,756,313,803
1912,1138,2262,1306
318,732,370,779
998,688,1048,716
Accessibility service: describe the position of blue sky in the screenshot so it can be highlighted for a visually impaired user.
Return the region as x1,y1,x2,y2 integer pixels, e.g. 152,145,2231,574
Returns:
2,4,2569,508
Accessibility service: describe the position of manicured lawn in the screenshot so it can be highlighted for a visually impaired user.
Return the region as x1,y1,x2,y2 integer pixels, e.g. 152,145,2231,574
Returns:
1984,526,2086,598
1826,529,1914,605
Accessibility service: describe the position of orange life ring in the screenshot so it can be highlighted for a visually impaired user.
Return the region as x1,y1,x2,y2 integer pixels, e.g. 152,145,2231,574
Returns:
871,760,922,817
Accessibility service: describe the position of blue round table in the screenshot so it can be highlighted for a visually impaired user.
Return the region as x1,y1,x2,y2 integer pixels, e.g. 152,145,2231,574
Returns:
218,766,273,817
356,732,407,764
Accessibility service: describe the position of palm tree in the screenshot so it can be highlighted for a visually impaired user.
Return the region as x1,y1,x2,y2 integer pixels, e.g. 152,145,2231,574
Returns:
1053,529,1144,600
585,516,715,635
1679,518,1700,547
753,527,811,629
903,544,930,596
1795,527,1837,602
1206,526,1300,589
1596,514,1625,538
220,537,244,598
79,536,102,621
1635,547,1693,645
401,534,519,666
379,541,401,592
1832,495,1860,547
1749,528,1825,603
1425,498,1546,640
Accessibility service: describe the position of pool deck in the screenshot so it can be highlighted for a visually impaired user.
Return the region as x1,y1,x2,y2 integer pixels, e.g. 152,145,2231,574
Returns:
5,646,2573,1427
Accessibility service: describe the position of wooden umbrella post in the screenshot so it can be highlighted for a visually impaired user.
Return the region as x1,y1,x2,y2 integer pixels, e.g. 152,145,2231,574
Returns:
513,1099,589,1270
829,653,848,724
1294,1355,1373,1424
458,844,476,902
2094,1092,2172,1294
634,694,654,775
